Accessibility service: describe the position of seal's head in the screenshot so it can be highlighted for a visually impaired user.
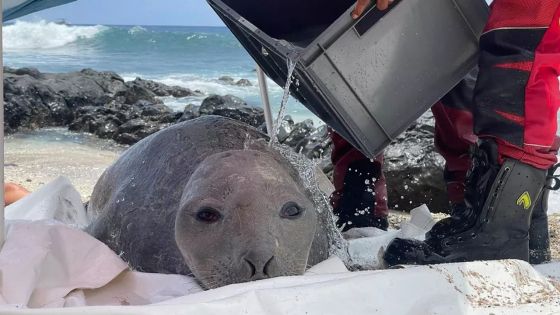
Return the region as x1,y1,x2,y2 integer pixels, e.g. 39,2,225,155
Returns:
175,149,318,289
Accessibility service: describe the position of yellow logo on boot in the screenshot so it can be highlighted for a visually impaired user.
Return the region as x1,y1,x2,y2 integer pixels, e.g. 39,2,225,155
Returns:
516,192,532,210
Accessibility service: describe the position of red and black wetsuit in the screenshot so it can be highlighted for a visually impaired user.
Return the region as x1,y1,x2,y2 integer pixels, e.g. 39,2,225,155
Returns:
331,0,560,230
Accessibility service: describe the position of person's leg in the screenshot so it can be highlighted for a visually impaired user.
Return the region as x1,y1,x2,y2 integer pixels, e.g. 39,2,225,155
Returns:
459,0,560,262
429,74,480,240
473,0,560,169
385,0,560,265
433,71,560,264
431,71,478,207
330,130,389,231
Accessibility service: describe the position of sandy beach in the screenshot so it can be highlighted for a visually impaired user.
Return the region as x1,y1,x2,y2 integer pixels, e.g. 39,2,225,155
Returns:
4,128,122,200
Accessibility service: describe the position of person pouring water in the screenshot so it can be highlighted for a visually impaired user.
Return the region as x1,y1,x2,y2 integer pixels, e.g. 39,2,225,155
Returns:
331,0,560,265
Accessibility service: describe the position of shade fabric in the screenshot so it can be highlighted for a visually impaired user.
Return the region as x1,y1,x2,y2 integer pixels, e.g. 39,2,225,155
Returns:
3,0,76,21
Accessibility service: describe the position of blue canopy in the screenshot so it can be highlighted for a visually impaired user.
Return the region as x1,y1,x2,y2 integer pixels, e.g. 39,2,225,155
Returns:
3,0,76,21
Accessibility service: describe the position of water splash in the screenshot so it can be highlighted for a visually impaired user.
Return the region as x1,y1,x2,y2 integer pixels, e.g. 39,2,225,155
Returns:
271,142,350,264
269,58,298,145
258,56,349,264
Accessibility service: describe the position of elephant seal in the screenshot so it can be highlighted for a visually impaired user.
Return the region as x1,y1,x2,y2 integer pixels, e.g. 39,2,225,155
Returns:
87,116,331,289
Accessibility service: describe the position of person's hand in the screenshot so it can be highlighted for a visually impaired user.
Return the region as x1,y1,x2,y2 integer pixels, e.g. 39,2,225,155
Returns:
352,0,394,19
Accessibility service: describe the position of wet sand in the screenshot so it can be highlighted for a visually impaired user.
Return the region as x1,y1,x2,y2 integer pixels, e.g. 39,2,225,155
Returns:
4,128,122,199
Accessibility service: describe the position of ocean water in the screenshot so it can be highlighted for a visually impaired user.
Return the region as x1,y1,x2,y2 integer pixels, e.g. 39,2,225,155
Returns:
2,20,316,123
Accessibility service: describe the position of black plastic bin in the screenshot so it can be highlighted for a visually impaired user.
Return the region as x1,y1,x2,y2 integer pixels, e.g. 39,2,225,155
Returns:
207,0,489,158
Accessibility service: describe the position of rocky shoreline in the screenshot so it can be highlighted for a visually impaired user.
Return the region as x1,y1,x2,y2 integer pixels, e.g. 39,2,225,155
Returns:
4,67,448,212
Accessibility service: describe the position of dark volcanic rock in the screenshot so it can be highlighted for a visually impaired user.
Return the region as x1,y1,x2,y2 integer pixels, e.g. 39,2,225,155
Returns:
133,100,176,123
68,99,176,145
5,67,44,79
283,119,315,148
179,104,201,122
69,105,123,136
199,94,264,127
50,69,126,108
218,76,234,83
4,68,125,131
277,115,295,143
76,69,128,96
118,118,148,134
115,133,142,145
115,119,170,145
3,67,193,134
258,115,297,143
199,94,247,113
211,107,264,128
3,94,54,132
384,112,448,213
4,68,269,145
5,70,71,129
129,78,202,98
218,76,252,87
115,82,160,105
235,79,252,87
95,120,120,139
298,125,331,159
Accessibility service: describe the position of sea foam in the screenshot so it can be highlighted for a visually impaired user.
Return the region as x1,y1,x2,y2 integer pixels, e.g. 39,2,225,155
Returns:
3,20,106,51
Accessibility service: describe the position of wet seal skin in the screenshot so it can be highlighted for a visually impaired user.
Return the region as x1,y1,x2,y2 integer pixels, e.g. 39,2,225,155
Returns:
87,116,330,289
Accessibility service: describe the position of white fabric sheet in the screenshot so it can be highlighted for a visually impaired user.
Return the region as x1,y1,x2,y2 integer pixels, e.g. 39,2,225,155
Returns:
0,177,559,314
5,177,88,228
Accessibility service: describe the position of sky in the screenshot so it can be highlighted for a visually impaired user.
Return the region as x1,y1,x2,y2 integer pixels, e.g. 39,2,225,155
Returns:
18,0,225,26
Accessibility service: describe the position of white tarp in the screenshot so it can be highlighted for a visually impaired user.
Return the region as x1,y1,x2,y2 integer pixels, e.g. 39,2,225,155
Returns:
5,177,88,228
0,177,559,314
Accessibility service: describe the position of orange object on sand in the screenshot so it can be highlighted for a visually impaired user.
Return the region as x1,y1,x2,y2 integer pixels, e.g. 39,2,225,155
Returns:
5,183,30,206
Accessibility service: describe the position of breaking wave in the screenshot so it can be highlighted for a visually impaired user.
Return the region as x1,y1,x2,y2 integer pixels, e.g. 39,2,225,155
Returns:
2,20,241,53
3,20,107,51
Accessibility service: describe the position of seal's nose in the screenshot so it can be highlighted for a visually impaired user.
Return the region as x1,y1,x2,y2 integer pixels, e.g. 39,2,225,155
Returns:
243,252,275,280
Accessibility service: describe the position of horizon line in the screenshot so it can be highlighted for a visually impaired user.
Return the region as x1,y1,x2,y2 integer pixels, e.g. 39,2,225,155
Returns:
9,19,226,28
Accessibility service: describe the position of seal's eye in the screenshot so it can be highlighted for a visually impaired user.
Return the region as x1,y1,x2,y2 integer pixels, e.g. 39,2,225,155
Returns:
196,208,222,223
280,202,303,219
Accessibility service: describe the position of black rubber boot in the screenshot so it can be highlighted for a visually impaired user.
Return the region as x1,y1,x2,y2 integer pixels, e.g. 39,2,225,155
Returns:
407,166,558,265
384,140,548,265
529,191,551,264
333,159,389,231
529,164,560,264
